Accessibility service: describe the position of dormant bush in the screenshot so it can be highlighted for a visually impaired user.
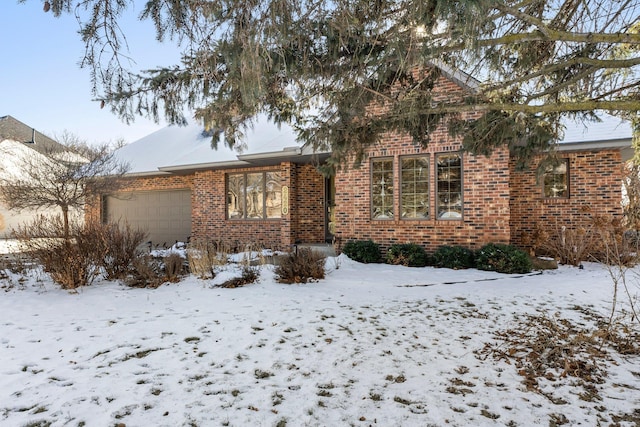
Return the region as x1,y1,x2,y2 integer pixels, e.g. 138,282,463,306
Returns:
275,248,326,284
186,239,230,279
99,222,147,280
13,216,104,289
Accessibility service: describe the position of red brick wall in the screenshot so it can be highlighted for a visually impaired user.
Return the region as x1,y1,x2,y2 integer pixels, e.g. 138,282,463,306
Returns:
509,149,624,248
92,164,327,251
333,74,511,253
191,162,325,250
294,164,326,243
334,137,511,253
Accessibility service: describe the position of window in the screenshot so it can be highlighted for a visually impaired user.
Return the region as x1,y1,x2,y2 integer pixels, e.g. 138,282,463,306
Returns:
543,160,568,198
436,153,462,219
371,158,394,219
227,171,282,219
401,156,429,219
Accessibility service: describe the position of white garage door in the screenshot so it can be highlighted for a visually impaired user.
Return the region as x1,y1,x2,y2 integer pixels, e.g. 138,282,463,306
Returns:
104,190,191,247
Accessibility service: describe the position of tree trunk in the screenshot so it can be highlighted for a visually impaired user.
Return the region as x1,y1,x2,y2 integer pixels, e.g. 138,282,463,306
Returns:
62,205,70,242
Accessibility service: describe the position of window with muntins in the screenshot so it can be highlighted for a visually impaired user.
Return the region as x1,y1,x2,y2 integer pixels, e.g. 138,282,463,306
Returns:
436,153,462,219
371,158,394,219
401,156,429,219
543,160,569,198
227,171,282,219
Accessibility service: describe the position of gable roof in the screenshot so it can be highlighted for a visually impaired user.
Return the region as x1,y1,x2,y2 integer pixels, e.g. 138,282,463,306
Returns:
557,113,634,160
120,113,634,175
559,113,632,144
0,115,66,155
116,117,329,176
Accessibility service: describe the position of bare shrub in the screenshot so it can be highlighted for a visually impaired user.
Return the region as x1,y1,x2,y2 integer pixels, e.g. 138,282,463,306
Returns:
126,254,165,288
238,242,269,267
124,253,185,288
99,222,147,280
592,215,640,327
163,253,185,283
186,239,230,279
12,216,105,289
216,265,259,288
527,208,636,268
275,248,326,284
535,222,596,266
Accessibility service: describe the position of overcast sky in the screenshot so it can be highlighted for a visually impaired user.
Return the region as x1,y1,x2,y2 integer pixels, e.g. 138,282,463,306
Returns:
0,1,186,145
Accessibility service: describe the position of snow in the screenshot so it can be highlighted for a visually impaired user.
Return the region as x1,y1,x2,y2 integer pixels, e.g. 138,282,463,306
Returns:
559,113,632,144
115,117,299,174
1,254,639,427
0,139,53,180
0,139,88,180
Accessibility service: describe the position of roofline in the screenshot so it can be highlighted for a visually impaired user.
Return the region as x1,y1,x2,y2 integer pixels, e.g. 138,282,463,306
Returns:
122,170,176,178
131,135,633,176
158,160,251,174
557,138,632,152
154,145,330,174
237,146,301,162
428,60,481,92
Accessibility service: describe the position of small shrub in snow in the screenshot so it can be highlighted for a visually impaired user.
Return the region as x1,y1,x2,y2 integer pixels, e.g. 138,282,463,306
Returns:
99,221,148,280
125,253,186,288
13,216,105,289
386,243,429,267
432,245,475,270
341,240,381,263
12,218,148,288
528,222,595,266
275,247,326,283
186,239,231,279
126,254,165,288
475,243,532,274
163,253,185,283
216,265,259,288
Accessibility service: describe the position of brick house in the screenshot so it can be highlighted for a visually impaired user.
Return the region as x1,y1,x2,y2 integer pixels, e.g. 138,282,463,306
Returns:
93,71,633,252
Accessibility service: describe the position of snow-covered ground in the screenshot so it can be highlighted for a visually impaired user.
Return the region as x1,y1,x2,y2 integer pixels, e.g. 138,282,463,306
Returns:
1,254,639,427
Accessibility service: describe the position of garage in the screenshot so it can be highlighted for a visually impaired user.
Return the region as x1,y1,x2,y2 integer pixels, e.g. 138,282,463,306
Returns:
103,189,191,248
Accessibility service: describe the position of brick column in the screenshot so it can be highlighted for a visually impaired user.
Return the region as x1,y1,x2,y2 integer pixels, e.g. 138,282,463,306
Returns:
280,162,295,249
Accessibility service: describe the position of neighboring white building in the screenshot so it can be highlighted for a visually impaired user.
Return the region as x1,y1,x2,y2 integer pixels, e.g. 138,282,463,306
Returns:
0,115,71,238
